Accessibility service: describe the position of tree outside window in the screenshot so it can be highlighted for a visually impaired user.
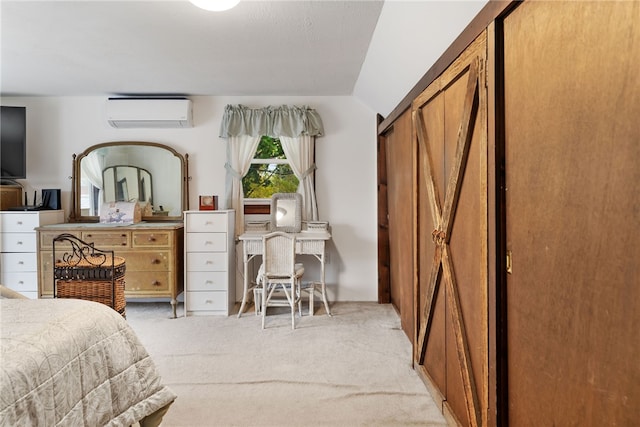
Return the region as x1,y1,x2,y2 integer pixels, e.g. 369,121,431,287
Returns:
242,135,299,199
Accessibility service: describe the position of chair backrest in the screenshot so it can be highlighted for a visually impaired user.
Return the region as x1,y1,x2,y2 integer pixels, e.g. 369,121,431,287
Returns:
262,231,296,278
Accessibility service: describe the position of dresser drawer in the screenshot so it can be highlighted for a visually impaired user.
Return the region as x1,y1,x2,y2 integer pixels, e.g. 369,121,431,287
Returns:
39,231,77,250
133,231,171,248
186,252,228,272
186,271,228,291
1,233,36,252
1,271,38,293
186,291,227,311
81,231,130,248
1,252,37,272
186,233,226,252
125,250,171,271
186,213,229,233
125,271,170,292
0,213,40,232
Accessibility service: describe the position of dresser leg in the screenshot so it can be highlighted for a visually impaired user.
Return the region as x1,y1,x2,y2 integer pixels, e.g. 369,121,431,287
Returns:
170,299,177,318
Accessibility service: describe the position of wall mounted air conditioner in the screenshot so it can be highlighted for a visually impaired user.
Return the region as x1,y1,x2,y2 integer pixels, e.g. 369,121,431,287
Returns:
106,98,193,128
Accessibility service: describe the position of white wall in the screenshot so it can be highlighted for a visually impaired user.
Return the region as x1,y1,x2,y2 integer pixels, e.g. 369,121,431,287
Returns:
1,95,379,302
354,0,488,118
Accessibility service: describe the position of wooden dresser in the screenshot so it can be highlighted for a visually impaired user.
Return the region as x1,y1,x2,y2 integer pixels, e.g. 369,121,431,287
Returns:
36,222,184,318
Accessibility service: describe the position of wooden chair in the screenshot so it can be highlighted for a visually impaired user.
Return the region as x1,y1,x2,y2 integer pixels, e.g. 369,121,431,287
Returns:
256,231,304,329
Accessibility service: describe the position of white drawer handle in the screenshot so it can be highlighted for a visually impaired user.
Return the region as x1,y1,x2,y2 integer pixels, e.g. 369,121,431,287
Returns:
205,241,212,245
205,260,213,264
205,280,213,284
205,300,213,304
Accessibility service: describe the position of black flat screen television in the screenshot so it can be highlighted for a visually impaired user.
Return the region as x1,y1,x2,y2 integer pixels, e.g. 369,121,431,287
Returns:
0,106,27,179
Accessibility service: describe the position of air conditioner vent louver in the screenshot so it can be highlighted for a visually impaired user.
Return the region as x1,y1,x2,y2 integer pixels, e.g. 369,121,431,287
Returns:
106,98,193,128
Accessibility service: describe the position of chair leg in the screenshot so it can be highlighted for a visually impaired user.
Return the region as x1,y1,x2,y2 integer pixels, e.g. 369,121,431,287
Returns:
308,283,315,316
261,284,268,329
253,287,262,315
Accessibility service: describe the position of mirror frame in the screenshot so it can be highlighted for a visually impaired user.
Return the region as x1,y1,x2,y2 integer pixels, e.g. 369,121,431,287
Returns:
70,141,189,222
270,192,302,233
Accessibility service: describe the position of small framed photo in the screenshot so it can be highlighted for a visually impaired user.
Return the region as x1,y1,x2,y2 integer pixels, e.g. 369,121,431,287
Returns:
199,195,218,211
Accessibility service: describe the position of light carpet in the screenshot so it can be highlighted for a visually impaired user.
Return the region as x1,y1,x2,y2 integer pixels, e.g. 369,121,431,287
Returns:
126,301,447,427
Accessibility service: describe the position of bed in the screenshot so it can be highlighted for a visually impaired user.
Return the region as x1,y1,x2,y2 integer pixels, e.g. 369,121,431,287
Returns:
0,290,176,426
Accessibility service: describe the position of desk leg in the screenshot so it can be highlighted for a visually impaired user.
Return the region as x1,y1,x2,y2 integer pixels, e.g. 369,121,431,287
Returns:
318,249,332,317
238,251,251,318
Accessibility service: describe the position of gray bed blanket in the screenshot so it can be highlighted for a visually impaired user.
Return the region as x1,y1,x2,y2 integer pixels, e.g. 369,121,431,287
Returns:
0,299,176,426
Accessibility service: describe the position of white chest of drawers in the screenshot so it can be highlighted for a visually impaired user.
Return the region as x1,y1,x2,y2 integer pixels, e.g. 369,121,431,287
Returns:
0,210,64,298
184,210,235,316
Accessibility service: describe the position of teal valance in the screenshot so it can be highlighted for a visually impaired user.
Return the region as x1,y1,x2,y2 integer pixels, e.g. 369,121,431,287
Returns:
219,104,324,138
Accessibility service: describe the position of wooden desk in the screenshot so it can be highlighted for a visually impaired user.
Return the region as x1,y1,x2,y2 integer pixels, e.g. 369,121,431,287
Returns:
238,230,331,317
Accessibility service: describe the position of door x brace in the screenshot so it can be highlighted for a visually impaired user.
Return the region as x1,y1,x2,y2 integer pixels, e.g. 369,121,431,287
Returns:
414,58,481,427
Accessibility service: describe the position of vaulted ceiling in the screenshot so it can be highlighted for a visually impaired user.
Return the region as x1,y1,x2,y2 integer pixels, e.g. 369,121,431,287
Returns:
1,1,488,117
1,1,383,97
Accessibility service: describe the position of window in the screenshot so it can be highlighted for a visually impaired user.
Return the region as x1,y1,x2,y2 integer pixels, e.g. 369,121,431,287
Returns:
242,135,299,200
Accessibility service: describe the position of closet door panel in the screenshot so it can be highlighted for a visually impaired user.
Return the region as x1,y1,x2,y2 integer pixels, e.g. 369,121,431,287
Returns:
414,31,488,426
386,109,415,338
504,1,640,425
416,93,447,395
444,67,487,426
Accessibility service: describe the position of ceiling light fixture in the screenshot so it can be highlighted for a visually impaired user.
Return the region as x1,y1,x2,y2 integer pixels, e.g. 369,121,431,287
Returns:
189,0,240,12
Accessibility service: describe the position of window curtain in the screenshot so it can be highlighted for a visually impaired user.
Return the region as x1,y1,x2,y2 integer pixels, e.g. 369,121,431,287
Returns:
280,134,317,221
81,151,105,215
223,135,261,237
220,104,324,236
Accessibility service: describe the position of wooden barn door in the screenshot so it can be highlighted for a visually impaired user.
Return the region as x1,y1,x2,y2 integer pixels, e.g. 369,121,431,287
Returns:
383,109,415,338
413,32,488,427
503,1,640,425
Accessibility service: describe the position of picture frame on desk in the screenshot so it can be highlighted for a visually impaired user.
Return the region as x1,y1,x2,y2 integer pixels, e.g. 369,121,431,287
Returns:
199,195,218,211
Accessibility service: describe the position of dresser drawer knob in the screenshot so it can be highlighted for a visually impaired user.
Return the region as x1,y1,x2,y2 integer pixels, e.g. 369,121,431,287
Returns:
152,280,161,287
18,261,24,265
18,281,24,285
86,234,92,238
121,234,126,237
205,299,213,304
151,258,160,264
17,241,23,245
147,235,156,242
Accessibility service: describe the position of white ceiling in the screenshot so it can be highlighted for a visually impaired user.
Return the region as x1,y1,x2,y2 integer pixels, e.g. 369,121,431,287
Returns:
0,0,384,97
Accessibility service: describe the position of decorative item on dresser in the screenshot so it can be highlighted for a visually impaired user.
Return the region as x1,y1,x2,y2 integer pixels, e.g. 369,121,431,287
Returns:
183,210,235,316
198,195,218,211
0,185,23,210
37,222,184,318
0,210,65,298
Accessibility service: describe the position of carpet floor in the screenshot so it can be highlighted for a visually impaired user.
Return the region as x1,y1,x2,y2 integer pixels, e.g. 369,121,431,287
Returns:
126,301,447,427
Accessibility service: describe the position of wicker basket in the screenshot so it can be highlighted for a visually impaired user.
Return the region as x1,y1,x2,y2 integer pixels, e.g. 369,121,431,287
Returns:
56,278,126,316
54,255,127,317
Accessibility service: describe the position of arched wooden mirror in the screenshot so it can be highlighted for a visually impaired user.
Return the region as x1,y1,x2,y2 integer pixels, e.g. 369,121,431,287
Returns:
70,141,189,222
